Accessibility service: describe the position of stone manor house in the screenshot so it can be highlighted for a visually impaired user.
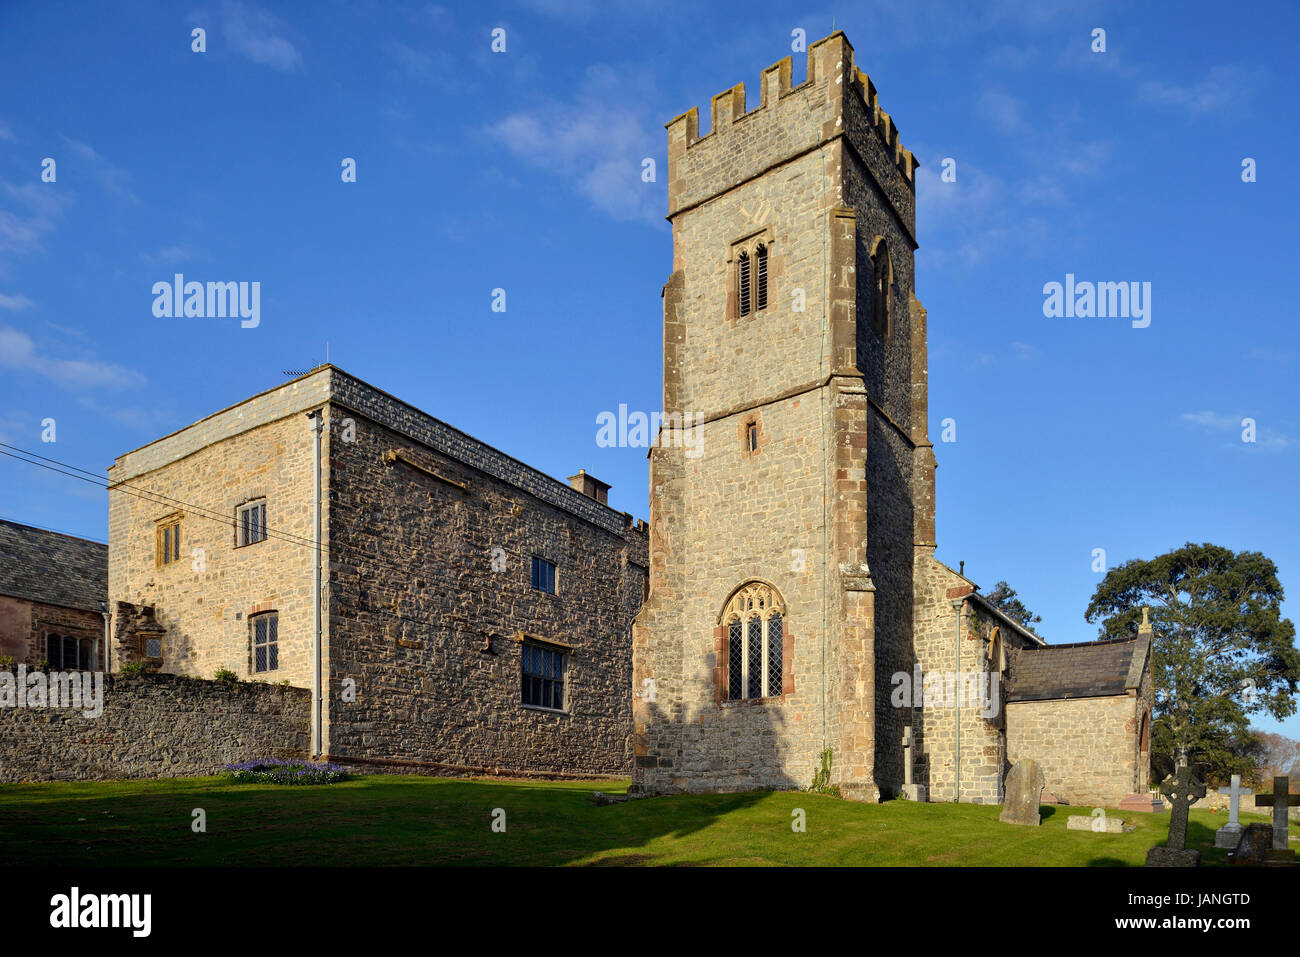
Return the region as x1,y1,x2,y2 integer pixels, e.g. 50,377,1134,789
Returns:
106,367,647,776
3,31,1153,806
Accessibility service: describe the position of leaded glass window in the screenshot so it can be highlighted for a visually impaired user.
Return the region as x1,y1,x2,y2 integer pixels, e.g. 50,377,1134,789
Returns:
721,582,786,700
522,643,566,710
728,620,743,699
252,613,278,673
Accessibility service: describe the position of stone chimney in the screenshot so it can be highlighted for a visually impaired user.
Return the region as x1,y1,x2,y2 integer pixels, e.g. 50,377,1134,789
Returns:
568,469,610,505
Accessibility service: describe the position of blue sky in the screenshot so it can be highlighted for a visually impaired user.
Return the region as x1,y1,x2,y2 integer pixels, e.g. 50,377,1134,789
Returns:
0,1,1296,737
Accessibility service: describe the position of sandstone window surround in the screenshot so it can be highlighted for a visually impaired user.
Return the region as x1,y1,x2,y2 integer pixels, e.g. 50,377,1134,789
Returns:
155,512,182,567
235,498,267,547
251,612,279,673
738,412,768,458
141,633,164,663
728,229,774,321
519,634,569,713
721,581,786,701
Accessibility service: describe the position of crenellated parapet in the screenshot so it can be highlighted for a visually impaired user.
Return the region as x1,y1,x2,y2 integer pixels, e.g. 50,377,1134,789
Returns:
665,32,917,221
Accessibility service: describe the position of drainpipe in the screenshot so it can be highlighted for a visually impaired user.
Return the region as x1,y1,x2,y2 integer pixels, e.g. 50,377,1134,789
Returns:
99,600,110,672
951,597,963,802
308,410,323,758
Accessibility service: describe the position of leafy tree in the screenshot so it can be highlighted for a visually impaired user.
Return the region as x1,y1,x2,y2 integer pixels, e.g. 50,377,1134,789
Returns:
983,580,1042,629
1256,731,1300,781
1085,542,1300,780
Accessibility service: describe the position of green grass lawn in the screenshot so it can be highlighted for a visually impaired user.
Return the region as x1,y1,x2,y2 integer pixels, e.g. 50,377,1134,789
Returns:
0,775,1280,866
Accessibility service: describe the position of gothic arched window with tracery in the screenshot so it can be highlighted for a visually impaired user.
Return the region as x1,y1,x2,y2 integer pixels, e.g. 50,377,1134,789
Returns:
723,582,785,700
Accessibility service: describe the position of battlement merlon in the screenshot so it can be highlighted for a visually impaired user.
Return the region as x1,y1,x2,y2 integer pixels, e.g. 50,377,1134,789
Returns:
664,32,919,223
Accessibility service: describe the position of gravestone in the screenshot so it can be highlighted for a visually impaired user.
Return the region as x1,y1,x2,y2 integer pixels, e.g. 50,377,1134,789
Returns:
1252,775,1299,864
1229,823,1274,866
1144,765,1204,867
1214,775,1252,849
999,759,1045,826
901,727,927,802
1067,812,1125,833
1119,791,1163,813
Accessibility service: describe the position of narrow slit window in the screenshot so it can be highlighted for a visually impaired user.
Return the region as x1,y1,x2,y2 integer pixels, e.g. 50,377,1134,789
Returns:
755,244,768,311
873,242,892,337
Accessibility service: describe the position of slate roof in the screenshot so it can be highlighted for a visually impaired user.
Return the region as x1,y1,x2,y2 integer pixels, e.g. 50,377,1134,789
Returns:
0,519,107,613
1006,635,1147,702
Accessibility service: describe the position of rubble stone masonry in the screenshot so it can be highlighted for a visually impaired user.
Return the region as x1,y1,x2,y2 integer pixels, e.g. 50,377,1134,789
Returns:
106,367,646,777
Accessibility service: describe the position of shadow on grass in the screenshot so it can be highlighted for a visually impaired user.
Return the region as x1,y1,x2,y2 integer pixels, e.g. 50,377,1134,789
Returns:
0,774,769,867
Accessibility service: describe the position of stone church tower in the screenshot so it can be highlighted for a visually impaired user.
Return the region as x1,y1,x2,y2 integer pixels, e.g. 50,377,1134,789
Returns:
632,32,934,802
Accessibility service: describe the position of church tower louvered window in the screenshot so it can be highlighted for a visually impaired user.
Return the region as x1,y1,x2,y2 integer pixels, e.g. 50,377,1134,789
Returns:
738,251,751,317
722,582,785,700
732,236,770,318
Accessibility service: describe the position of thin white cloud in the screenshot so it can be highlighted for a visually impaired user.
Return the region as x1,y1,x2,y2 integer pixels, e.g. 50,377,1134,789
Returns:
515,0,668,20
0,325,145,392
983,44,1037,70
486,64,663,223
59,136,136,201
387,39,432,78
140,245,198,267
1138,66,1249,115
0,118,14,142
0,293,34,310
221,0,303,72
973,340,1040,365
976,90,1025,133
0,179,71,276
1182,411,1240,430
1182,410,1291,451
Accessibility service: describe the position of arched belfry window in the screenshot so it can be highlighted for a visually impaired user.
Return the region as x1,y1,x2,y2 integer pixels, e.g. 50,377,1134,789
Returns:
731,235,770,319
722,581,786,700
738,251,752,317
872,240,892,337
